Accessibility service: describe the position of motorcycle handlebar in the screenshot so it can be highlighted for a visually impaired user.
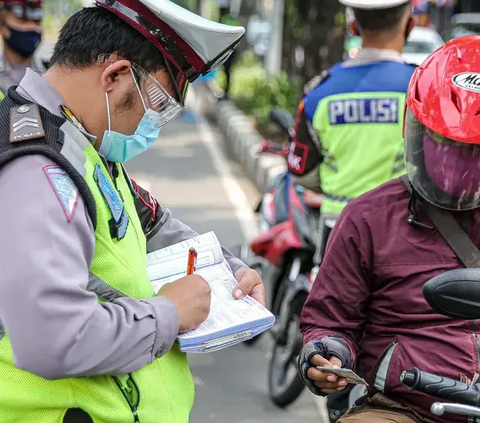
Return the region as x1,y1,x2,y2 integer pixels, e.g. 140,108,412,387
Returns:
258,140,289,158
401,368,480,407
431,402,480,418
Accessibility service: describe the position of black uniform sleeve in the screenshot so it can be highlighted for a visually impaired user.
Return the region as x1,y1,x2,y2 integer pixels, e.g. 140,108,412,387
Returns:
287,99,323,177
131,179,164,241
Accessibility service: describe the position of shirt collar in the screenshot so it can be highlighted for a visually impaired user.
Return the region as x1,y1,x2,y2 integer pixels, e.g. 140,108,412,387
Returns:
16,68,65,117
342,48,406,68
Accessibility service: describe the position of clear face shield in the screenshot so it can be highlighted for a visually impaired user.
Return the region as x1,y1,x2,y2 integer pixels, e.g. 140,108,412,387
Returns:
129,63,184,127
99,54,185,128
405,108,480,211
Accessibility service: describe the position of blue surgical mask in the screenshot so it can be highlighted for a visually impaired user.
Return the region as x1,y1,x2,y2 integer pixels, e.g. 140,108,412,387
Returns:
5,26,42,58
100,92,162,163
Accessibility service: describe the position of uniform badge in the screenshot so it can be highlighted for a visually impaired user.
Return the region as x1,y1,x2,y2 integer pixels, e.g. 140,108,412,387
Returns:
94,164,129,240
44,165,79,222
9,104,45,143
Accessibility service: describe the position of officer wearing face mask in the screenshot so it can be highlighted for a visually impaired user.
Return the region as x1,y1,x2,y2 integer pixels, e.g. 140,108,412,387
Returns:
0,1,264,422
0,0,43,95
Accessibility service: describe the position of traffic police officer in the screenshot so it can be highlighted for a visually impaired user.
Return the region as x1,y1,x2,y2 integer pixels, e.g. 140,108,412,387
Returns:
287,0,417,216
0,1,263,422
0,0,44,95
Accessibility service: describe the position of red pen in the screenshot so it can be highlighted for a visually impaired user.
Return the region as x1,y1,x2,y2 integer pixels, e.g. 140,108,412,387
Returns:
187,247,197,275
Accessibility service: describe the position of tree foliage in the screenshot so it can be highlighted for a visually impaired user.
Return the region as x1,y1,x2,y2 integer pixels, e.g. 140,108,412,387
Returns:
282,0,345,83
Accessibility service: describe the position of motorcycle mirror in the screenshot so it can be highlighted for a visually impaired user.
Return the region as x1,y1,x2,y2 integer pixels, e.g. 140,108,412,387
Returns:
269,108,295,134
423,269,480,320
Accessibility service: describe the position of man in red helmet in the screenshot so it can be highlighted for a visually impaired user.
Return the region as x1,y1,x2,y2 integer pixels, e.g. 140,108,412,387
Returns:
298,35,480,423
0,0,44,94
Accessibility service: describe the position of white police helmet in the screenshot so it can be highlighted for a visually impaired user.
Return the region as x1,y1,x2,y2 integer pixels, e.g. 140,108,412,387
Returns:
96,0,245,105
339,0,410,9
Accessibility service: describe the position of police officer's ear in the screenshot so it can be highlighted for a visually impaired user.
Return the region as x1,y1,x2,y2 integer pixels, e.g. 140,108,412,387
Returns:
403,8,417,40
405,15,416,39
100,59,132,93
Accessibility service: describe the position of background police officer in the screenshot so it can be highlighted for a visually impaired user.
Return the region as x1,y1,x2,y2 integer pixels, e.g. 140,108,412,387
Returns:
0,0,263,422
0,0,44,95
287,0,416,217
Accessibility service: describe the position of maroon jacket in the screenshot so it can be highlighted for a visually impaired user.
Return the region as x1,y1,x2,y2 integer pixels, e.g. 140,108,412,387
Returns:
300,178,480,423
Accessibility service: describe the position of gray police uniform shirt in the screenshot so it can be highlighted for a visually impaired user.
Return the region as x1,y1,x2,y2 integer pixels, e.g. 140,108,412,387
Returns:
0,68,245,380
0,54,45,95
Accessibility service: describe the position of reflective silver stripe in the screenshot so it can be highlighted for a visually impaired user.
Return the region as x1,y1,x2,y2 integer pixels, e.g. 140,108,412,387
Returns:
374,342,398,392
324,193,353,203
87,272,127,302
59,120,90,178
323,162,338,172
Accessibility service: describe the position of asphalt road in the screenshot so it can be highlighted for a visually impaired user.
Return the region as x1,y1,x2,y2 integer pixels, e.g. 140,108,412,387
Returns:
126,99,324,423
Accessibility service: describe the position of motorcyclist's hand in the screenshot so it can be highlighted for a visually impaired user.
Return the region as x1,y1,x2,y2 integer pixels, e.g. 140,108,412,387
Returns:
306,354,348,394
157,275,211,333
233,267,266,307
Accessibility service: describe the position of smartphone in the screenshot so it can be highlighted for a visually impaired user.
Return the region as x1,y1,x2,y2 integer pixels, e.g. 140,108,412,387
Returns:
316,366,369,386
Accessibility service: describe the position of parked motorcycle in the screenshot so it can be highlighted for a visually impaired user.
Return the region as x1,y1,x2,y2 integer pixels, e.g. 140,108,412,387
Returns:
232,108,338,408
401,269,480,421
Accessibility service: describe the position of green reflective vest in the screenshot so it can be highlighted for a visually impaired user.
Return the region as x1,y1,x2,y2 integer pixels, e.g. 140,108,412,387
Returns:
0,120,194,422
304,61,416,214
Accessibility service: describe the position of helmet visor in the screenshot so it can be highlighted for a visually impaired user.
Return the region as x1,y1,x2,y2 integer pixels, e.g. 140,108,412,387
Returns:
405,108,480,211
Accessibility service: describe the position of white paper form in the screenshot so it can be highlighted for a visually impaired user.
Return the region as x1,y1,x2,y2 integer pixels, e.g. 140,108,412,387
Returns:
146,231,276,353
146,231,224,282
178,261,274,342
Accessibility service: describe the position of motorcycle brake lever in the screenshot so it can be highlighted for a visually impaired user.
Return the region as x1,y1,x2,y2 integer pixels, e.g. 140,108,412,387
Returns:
431,402,480,418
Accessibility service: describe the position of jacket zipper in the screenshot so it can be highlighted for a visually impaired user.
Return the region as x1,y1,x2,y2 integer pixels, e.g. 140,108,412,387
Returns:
113,374,141,422
111,163,143,249
112,164,125,202
473,320,480,371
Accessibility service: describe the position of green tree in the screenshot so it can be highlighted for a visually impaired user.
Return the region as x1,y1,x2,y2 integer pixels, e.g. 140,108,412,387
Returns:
282,0,345,83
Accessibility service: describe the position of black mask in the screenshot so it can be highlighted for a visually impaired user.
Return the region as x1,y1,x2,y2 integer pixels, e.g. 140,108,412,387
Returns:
5,25,42,58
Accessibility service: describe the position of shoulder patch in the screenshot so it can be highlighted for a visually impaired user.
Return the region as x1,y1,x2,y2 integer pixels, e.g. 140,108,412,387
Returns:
43,165,79,222
304,70,330,95
10,103,45,143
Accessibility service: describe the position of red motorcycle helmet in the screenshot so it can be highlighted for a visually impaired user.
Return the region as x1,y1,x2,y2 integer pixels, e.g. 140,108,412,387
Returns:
405,35,480,210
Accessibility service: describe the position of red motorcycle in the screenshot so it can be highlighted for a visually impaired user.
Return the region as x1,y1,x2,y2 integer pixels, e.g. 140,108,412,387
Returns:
233,108,326,407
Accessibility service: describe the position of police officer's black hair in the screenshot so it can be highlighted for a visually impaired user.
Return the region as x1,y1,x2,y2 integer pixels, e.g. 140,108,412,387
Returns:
353,3,410,33
50,6,165,73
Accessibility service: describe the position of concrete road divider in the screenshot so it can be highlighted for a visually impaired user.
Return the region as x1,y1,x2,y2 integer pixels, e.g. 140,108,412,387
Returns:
194,83,286,194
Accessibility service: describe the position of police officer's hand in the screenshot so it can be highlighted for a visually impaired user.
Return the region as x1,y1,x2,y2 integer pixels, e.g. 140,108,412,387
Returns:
307,354,348,394
157,275,211,333
233,267,266,307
